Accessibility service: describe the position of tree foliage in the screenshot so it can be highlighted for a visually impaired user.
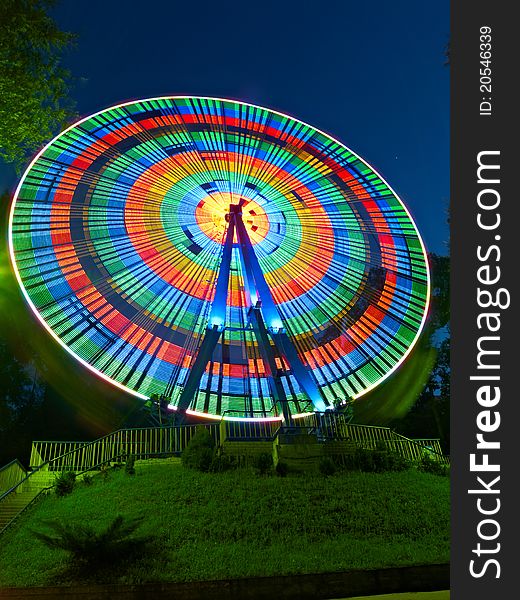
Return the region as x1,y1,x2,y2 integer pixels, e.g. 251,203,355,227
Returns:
426,253,450,337
0,190,45,463
0,339,33,428
0,0,77,168
389,253,450,452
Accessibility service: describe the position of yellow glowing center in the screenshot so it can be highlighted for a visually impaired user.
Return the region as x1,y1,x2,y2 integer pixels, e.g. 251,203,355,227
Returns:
195,193,269,244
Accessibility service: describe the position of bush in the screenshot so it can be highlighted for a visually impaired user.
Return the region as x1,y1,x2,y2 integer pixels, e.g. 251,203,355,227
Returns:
275,461,289,477
385,452,410,472
341,452,357,471
182,426,216,472
319,456,337,476
209,454,236,473
253,453,273,475
54,471,76,497
81,474,94,486
373,449,410,473
125,455,136,476
418,454,450,476
353,448,375,472
32,516,151,566
342,447,410,473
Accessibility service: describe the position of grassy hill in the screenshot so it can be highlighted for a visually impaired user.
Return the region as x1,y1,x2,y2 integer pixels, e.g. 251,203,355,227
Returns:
0,461,450,587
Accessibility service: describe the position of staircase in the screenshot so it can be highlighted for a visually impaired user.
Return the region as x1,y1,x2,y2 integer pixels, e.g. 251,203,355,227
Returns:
221,440,276,466
0,425,211,534
0,466,57,534
0,490,42,531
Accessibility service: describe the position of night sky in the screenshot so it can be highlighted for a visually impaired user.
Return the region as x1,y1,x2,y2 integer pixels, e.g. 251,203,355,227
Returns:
1,0,449,254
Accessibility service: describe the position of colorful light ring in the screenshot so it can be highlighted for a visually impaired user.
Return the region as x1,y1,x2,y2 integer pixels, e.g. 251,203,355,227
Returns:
9,97,429,418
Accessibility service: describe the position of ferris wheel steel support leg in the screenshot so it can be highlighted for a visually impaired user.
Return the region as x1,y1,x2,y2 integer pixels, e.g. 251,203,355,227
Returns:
175,219,236,418
249,307,292,424
271,331,329,413
176,325,223,419
209,217,236,327
175,202,329,421
235,210,282,329
235,208,329,414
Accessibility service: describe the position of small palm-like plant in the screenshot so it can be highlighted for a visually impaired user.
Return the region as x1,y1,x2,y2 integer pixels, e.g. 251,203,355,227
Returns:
32,516,150,565
54,471,76,496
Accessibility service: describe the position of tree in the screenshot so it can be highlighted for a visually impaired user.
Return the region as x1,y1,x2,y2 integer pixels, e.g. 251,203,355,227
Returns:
387,254,451,452
0,338,47,465
0,339,33,431
425,253,450,339
0,0,77,169
353,249,451,454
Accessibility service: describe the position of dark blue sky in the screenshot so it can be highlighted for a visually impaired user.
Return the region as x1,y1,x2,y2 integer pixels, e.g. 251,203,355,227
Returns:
3,0,449,253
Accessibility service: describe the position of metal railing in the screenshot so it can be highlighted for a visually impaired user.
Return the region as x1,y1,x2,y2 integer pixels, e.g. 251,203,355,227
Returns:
2,424,219,534
0,450,133,534
30,417,447,472
220,418,281,441
297,412,352,439
289,414,448,463
30,424,220,471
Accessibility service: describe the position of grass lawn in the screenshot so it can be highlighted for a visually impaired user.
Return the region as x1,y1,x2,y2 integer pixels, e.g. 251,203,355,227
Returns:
0,464,450,587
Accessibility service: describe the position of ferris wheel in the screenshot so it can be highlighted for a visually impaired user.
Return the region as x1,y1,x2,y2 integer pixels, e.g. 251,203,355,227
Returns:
9,97,429,421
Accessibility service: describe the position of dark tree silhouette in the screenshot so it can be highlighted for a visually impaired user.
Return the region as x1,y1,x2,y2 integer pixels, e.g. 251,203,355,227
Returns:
389,253,450,452
0,0,77,169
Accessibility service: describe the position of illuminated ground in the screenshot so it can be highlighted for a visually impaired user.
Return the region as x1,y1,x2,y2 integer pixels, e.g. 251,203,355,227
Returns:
0,463,449,587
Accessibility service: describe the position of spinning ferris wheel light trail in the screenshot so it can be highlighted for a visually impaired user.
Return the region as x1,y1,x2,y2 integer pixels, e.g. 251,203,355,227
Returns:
8,97,430,422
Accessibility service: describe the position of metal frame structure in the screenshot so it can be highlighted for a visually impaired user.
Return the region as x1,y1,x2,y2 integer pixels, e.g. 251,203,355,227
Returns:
177,201,329,423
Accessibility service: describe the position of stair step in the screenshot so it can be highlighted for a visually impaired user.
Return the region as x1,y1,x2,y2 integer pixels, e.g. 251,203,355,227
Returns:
0,488,42,531
223,441,274,455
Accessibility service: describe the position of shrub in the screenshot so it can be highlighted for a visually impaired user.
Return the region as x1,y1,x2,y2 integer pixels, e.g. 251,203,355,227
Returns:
275,461,289,477
372,449,410,473
190,425,216,448
418,454,450,476
125,455,136,476
54,471,76,497
372,449,391,472
81,474,94,486
32,516,151,566
353,448,375,472
100,464,110,480
182,426,215,472
342,447,410,473
209,454,236,473
342,452,357,471
319,456,336,476
385,452,410,472
253,452,273,475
